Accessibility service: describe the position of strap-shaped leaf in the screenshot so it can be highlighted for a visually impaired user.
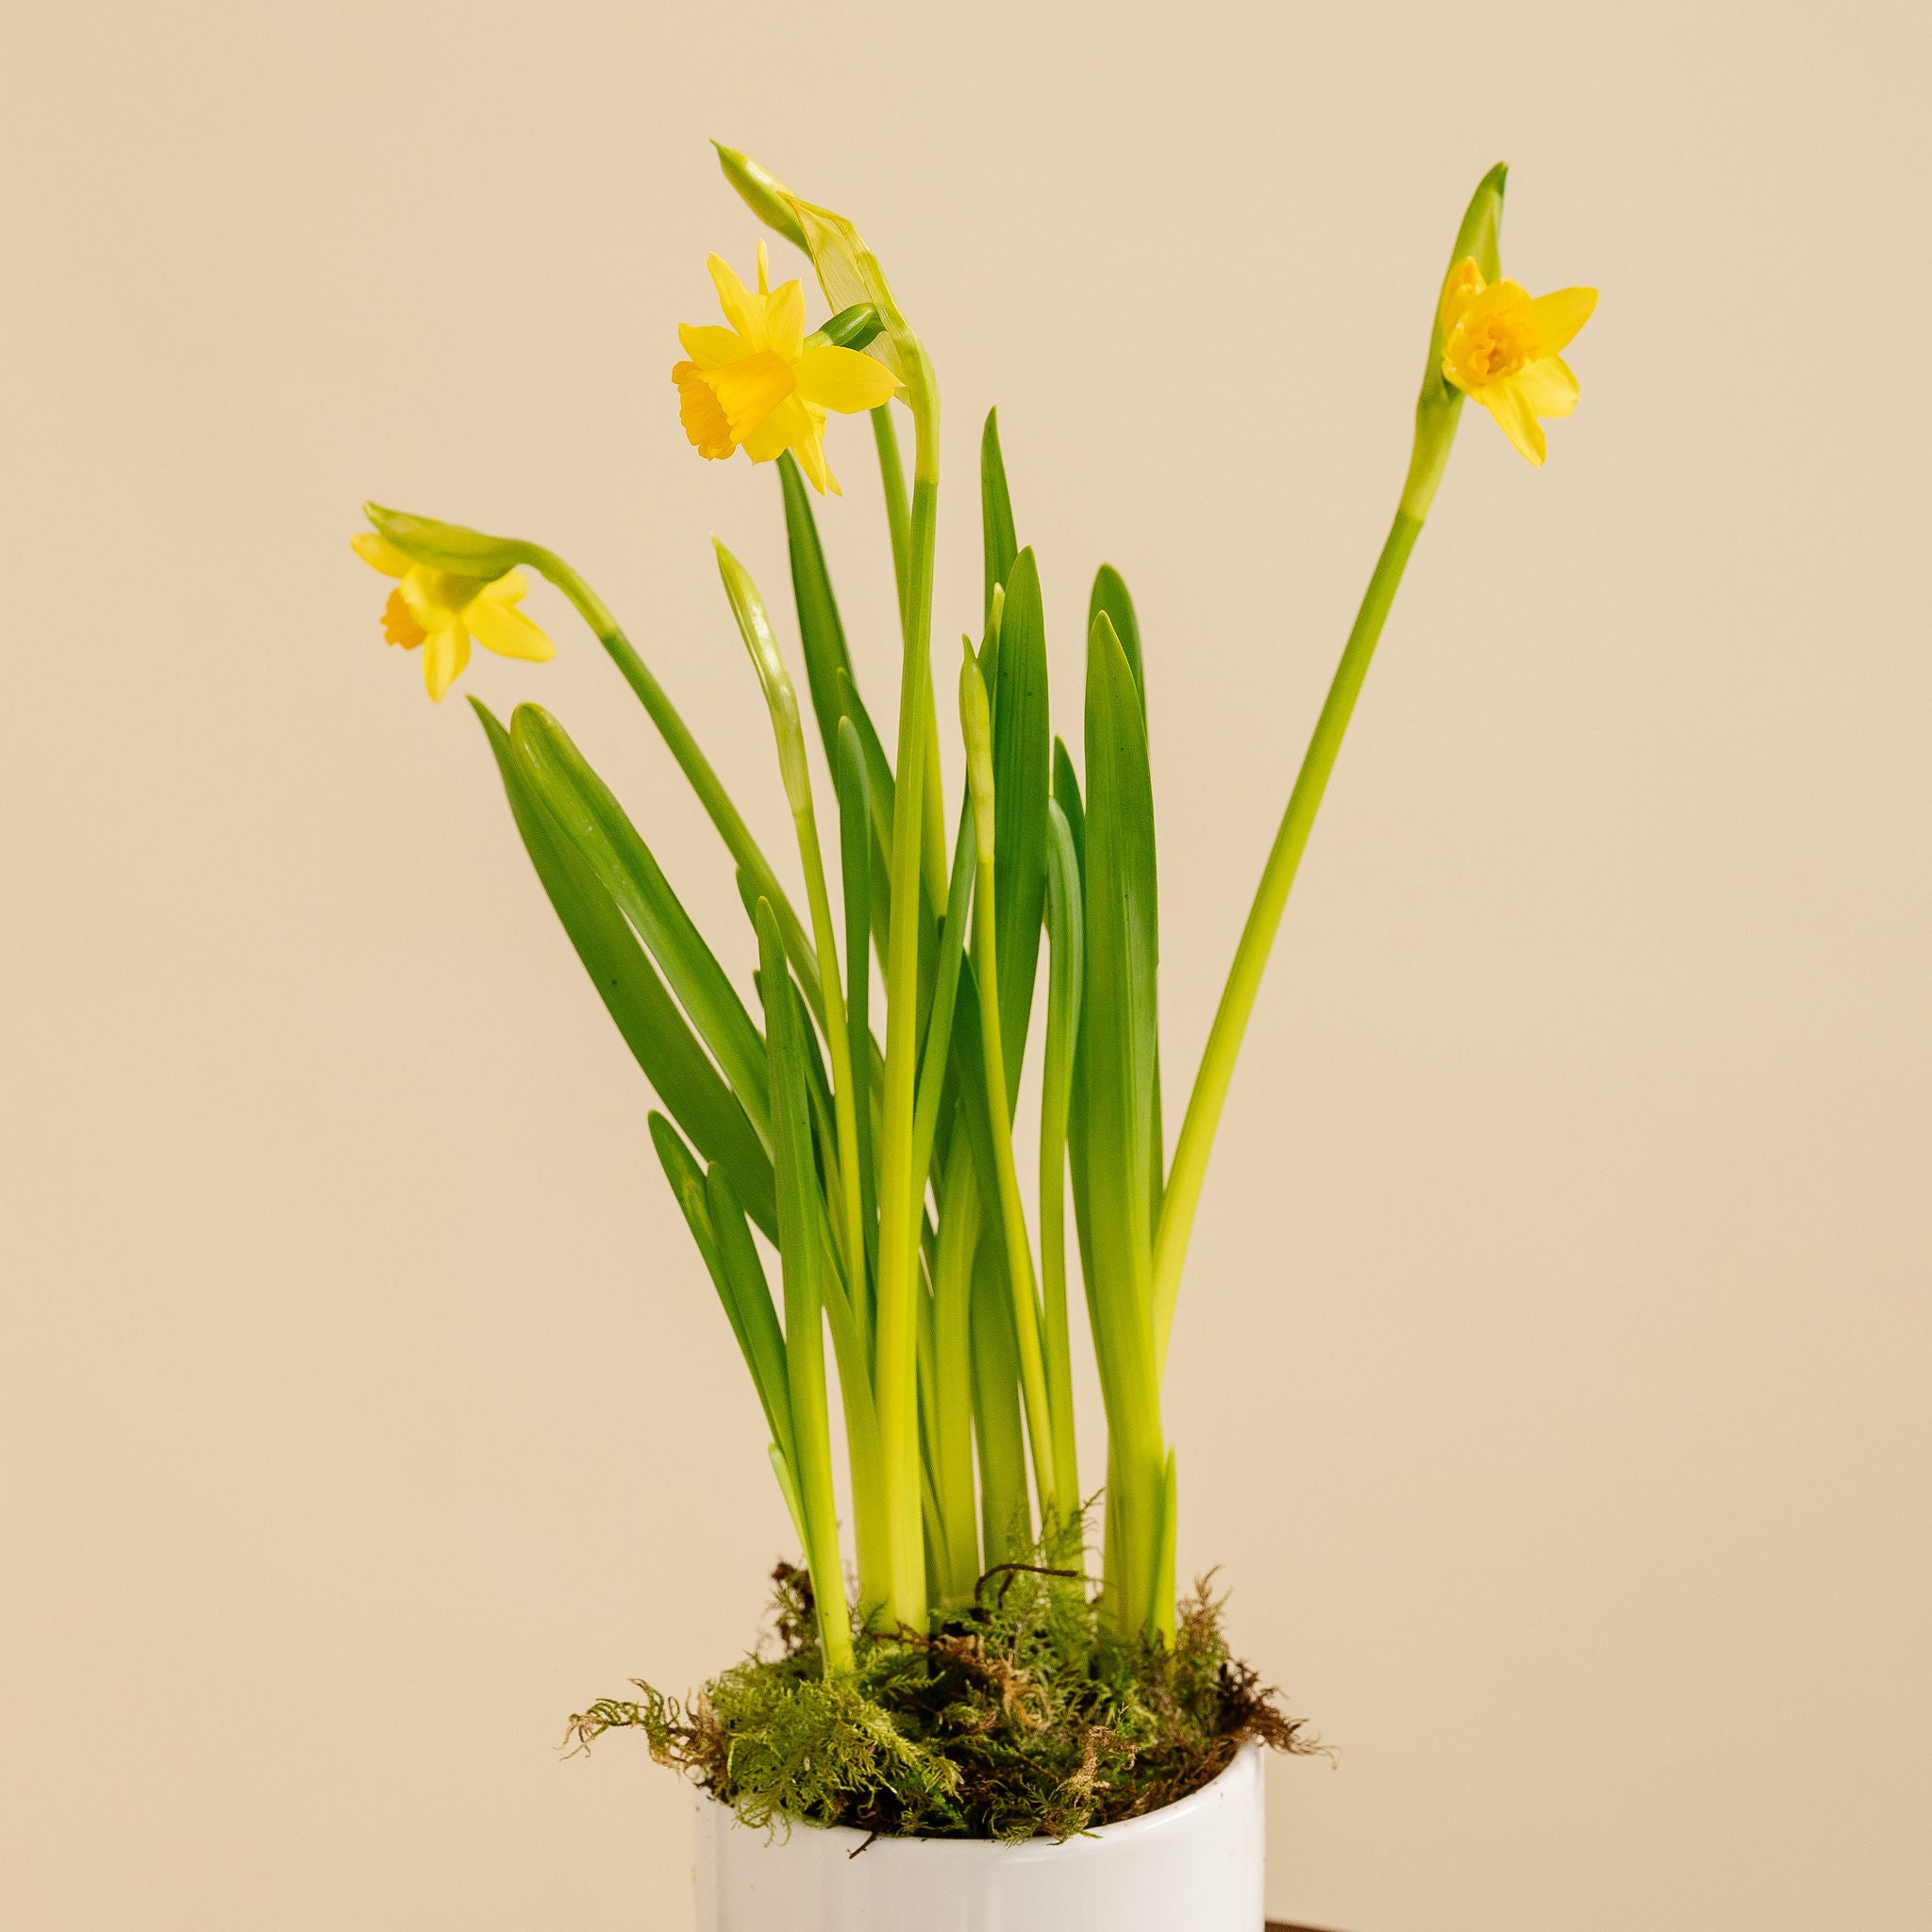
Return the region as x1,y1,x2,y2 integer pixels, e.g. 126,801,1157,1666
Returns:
970,1239,1031,1566
1080,615,1166,1625
472,700,777,1241
1039,799,1085,1523
780,452,865,777
836,720,880,1307
509,703,770,1143
1052,740,1095,1295
991,548,1049,1099
980,408,1019,629
756,895,852,1673
1085,572,1161,1220
1089,564,1146,722
646,1112,793,1470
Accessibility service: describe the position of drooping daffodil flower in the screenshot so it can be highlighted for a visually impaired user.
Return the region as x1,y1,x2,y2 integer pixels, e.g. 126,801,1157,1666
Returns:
351,532,555,702
1439,260,1598,466
674,242,901,493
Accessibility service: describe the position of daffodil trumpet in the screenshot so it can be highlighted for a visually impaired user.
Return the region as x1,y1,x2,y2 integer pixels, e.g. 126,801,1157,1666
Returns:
358,149,1598,1792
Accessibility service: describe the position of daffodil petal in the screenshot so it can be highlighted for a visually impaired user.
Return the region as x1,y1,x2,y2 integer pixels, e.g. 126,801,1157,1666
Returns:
475,567,529,608
1438,258,1485,336
678,324,750,370
741,394,838,493
1527,287,1598,356
398,571,437,626
741,391,810,463
352,532,413,578
468,596,555,663
1515,354,1580,418
709,350,796,441
1478,377,1547,466
761,280,806,362
708,255,764,347
795,343,901,414
1462,275,1531,327
422,622,470,702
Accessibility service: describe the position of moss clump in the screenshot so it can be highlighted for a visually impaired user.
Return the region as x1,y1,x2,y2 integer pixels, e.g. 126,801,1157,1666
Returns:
566,1530,1313,1841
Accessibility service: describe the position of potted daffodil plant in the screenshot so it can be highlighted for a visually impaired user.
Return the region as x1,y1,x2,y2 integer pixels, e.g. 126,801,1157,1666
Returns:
354,144,1595,1931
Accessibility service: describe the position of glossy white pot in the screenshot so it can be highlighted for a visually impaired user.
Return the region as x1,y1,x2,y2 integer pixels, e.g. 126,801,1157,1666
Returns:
692,1740,1264,1931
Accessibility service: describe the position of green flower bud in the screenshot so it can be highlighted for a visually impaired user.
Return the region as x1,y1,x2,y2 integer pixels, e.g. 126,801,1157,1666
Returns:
808,303,886,353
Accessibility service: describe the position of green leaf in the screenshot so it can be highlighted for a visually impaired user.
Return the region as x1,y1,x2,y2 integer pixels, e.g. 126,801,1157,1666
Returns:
1082,615,1159,1278
471,700,777,1241
755,895,853,1673
1052,737,1087,876
971,1240,1032,1566
1089,565,1144,724
1076,580,1163,1221
1079,613,1166,1624
646,1112,793,1468
836,667,898,969
1052,740,1094,1294
779,452,863,778
1039,797,1085,1522
508,703,770,1142
980,408,1018,631
991,548,1050,1099
836,719,880,1307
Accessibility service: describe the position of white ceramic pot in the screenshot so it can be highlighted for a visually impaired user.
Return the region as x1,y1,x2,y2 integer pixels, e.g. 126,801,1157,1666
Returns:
692,1740,1264,1931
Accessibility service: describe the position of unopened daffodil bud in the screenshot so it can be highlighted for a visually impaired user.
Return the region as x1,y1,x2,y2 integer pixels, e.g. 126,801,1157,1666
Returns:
958,642,996,866
713,539,812,818
711,141,809,256
809,304,886,353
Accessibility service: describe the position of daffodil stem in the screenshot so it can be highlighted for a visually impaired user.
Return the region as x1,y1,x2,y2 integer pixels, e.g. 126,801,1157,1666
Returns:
874,382,941,1638
872,405,911,632
1150,504,1427,1369
528,545,824,1023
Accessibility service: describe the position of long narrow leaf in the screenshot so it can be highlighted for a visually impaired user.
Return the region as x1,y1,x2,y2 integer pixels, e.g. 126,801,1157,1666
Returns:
510,703,770,1142
1039,799,1085,1524
471,700,776,1241
970,1241,1031,1567
836,719,879,1312
1053,740,1095,1295
646,1112,792,1470
1084,573,1162,1222
1089,564,1146,721
991,547,1050,1095
980,408,1019,629
1080,615,1166,1630
756,896,852,1672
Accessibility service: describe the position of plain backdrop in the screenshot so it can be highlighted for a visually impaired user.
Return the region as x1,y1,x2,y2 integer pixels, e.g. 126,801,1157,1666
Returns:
3,3,1926,1929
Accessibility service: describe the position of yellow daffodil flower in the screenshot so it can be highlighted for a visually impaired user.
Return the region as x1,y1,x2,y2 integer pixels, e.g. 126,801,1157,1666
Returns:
673,242,901,494
1439,259,1598,466
351,533,555,702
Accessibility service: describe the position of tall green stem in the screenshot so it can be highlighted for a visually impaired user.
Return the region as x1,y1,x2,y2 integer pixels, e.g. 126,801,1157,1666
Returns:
1150,507,1426,1368
874,383,941,1635
873,405,911,632
529,546,824,1023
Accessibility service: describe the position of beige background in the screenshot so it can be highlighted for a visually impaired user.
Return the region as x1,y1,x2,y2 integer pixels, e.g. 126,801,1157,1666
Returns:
4,2,1927,1927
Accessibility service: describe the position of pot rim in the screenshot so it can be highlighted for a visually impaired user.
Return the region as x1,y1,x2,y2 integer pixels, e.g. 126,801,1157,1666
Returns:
695,1737,1262,1852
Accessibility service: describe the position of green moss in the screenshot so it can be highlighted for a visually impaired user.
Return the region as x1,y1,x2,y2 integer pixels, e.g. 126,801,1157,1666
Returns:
567,1529,1312,1841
